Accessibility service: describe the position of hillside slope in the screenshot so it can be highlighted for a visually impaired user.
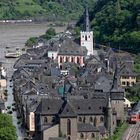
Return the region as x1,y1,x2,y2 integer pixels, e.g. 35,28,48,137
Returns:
0,0,95,20
88,0,140,53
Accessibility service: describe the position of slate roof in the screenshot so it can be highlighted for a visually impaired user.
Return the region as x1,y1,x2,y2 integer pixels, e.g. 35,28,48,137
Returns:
77,123,99,132
58,38,86,56
59,101,77,117
35,98,64,115
68,99,107,115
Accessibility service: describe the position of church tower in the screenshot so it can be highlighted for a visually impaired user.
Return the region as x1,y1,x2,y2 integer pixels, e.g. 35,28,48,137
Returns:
80,7,93,56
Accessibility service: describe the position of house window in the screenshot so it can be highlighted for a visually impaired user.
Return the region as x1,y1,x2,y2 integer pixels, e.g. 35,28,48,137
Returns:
122,81,126,85
67,119,71,135
80,133,84,138
100,116,104,122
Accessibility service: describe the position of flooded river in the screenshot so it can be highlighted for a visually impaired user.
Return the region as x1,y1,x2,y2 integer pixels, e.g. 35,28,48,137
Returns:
0,23,66,140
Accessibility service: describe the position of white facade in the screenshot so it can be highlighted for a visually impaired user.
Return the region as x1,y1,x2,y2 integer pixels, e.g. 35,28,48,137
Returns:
48,51,58,60
80,31,93,56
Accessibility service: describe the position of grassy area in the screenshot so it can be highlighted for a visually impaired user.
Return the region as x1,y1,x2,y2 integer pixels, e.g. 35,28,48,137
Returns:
105,122,128,140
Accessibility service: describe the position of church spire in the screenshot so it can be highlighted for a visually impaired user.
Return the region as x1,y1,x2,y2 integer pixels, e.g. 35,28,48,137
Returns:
85,6,90,32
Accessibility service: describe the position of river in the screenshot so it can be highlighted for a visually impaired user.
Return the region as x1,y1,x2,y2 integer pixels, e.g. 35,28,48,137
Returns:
0,23,66,140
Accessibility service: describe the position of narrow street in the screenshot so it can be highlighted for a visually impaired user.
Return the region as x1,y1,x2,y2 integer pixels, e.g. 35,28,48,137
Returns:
4,60,26,140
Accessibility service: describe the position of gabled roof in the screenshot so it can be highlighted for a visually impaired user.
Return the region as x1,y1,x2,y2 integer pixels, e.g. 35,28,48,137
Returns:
59,101,77,117
58,38,86,56
35,98,64,115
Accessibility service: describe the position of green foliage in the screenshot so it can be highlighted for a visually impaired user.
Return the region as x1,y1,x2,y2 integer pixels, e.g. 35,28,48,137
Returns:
105,122,128,140
78,0,140,53
0,0,96,20
25,37,38,47
42,27,56,40
25,28,56,47
0,113,17,140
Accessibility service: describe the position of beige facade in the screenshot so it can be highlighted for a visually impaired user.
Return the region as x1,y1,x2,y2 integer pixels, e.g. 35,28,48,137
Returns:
0,79,6,88
77,132,99,140
111,100,124,125
43,125,59,140
29,112,35,132
120,76,136,87
60,118,77,140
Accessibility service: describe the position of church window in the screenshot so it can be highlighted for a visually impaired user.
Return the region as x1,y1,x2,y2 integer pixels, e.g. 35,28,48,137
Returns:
83,117,86,123
71,57,74,62
79,117,82,122
44,117,48,123
85,35,87,41
91,133,95,138
80,133,84,138
60,57,63,63
94,117,97,126
77,57,80,64
82,35,84,38
66,57,69,62
100,116,104,122
88,35,90,38
90,117,93,122
67,119,71,135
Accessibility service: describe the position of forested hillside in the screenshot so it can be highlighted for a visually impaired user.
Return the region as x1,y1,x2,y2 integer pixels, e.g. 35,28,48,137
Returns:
84,0,140,53
0,0,95,20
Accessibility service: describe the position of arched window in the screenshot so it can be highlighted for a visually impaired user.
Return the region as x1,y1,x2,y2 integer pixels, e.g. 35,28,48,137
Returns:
80,133,84,138
71,57,74,62
67,119,71,135
66,57,69,62
100,116,104,122
68,137,71,140
44,117,48,123
89,117,93,122
77,57,80,64
85,35,87,41
83,117,86,123
79,117,82,122
94,117,97,126
60,57,63,63
91,133,95,138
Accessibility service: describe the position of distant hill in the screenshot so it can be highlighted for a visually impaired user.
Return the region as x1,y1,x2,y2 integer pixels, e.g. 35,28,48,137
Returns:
78,0,140,53
0,0,96,21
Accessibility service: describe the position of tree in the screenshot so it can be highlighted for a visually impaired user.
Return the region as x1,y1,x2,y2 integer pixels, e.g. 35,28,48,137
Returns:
40,28,56,40
0,113,17,140
25,37,38,47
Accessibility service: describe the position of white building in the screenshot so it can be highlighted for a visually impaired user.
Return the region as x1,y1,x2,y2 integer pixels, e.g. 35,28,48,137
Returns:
80,7,93,56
